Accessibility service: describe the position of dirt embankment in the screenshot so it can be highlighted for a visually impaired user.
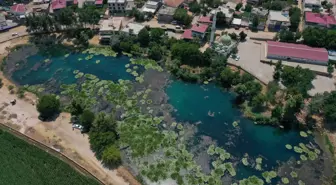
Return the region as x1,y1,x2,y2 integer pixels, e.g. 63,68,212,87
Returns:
0,37,140,185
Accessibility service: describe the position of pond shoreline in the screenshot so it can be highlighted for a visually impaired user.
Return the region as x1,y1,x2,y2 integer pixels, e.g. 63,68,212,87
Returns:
2,40,336,184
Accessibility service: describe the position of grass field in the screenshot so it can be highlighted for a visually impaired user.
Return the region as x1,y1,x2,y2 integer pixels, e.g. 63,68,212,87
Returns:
0,129,101,185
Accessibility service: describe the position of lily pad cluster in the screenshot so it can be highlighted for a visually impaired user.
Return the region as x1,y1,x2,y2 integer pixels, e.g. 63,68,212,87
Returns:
82,47,117,57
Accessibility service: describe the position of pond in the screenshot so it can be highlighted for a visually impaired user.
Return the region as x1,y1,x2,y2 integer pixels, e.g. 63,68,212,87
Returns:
166,81,309,179
4,47,329,184
11,51,132,85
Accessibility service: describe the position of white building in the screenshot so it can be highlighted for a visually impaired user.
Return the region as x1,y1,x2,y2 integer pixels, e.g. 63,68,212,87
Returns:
99,17,123,41
122,23,145,35
142,1,160,14
304,0,321,11
267,10,290,31
108,0,135,13
210,5,233,24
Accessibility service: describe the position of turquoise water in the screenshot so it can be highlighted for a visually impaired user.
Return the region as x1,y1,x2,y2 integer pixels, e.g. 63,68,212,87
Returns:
166,81,308,179
12,53,132,85
9,52,312,181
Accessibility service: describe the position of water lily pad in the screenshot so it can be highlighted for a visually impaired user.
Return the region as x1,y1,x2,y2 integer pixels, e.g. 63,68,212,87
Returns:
281,177,289,184
242,158,249,166
285,144,292,150
64,54,70,58
290,171,298,178
294,146,303,153
96,60,100,64
232,121,239,127
298,180,305,185
73,70,79,74
300,155,307,161
300,131,308,137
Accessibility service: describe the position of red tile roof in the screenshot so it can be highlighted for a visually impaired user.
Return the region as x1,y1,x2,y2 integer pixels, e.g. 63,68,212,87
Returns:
51,0,66,10
164,0,184,7
95,0,103,4
267,41,329,62
198,16,212,24
11,4,25,13
181,29,193,39
74,0,78,4
305,12,336,27
191,24,208,33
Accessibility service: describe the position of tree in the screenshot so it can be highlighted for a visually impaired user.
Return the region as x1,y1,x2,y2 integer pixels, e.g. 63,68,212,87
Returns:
240,73,254,84
323,91,336,129
232,47,238,54
68,99,84,116
251,94,267,109
173,8,192,25
80,110,95,132
273,60,282,81
150,28,165,42
171,42,208,66
89,131,117,159
148,44,163,61
37,94,60,120
252,16,259,30
189,1,201,14
239,31,247,41
235,3,243,11
278,30,295,43
102,145,121,167
229,32,238,40
272,105,283,121
312,7,321,13
244,4,252,12
138,28,150,46
289,7,301,31
326,2,333,12
219,67,240,88
328,63,334,76
281,66,315,97
216,12,227,26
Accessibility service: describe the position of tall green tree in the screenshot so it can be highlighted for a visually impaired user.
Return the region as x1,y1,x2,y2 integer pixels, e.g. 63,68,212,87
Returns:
138,28,150,47
102,145,121,167
273,60,282,81
37,94,60,120
173,8,192,25
80,110,95,132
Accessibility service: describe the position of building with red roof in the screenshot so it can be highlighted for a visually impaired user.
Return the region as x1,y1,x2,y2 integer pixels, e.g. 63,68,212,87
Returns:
181,23,209,40
95,0,103,6
10,4,26,15
266,41,329,65
198,16,212,24
305,12,336,29
51,0,66,12
163,0,184,8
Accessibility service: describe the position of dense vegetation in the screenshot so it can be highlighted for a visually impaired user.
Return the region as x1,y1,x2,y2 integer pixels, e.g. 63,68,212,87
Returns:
0,129,100,185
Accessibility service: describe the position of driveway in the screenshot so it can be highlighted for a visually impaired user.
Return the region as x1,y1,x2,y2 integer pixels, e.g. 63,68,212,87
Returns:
228,40,274,84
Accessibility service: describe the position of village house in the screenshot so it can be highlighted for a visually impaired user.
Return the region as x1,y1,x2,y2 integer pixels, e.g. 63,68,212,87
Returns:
304,0,322,11
267,10,290,31
304,12,336,29
99,17,123,43
50,0,66,13
121,22,145,35
181,23,209,40
157,5,176,23
266,41,329,65
141,1,161,14
108,0,135,13
10,3,26,16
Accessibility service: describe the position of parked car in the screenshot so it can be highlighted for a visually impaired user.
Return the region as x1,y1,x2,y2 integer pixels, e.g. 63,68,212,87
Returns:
72,124,83,131
11,32,18,36
171,20,177,25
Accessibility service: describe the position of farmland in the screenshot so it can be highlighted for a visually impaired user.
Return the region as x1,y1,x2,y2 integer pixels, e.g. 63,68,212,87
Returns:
0,129,101,185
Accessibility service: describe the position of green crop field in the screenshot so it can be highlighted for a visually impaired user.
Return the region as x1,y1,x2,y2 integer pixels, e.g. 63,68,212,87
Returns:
0,129,101,185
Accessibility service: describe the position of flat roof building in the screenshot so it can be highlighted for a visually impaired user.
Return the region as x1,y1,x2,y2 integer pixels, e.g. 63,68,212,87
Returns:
142,1,160,14
268,10,290,31
157,5,176,23
267,41,329,65
122,22,145,35
99,17,123,41
163,0,184,7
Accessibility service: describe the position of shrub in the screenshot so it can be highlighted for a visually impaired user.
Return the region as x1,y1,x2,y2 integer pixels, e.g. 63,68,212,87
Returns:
36,94,60,120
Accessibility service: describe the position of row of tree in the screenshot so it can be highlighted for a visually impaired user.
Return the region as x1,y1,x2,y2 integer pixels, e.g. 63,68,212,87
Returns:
36,95,121,167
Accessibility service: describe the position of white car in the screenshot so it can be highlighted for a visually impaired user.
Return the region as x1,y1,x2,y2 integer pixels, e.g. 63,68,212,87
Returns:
235,55,240,61
72,124,83,130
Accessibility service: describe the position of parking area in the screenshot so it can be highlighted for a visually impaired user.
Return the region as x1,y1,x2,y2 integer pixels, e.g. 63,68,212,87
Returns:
228,40,275,84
